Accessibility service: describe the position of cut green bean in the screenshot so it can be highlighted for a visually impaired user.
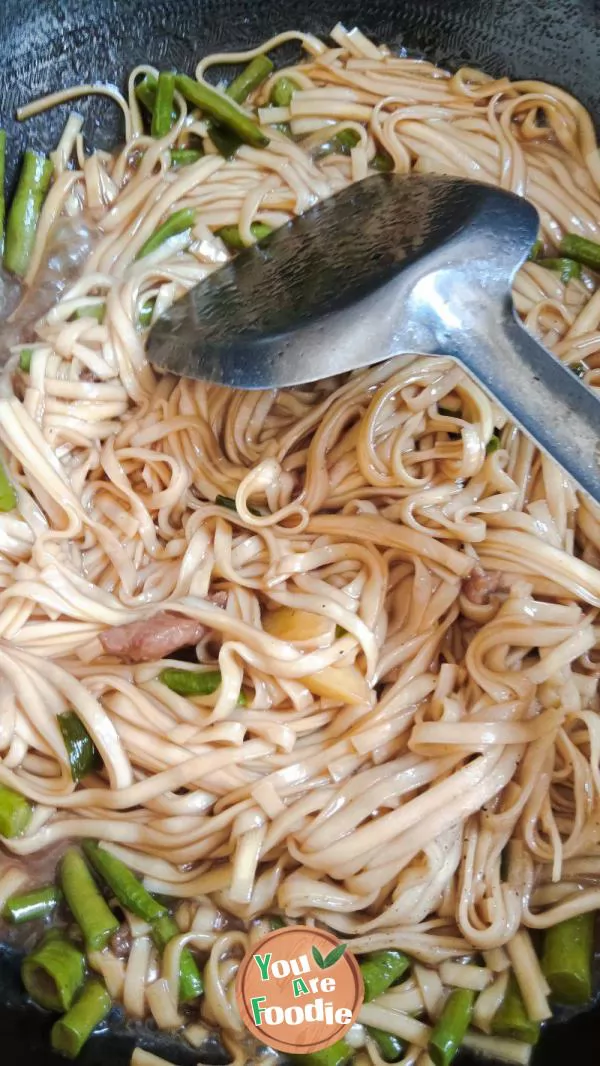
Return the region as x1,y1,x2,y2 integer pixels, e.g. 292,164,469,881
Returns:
135,74,178,126
215,492,261,516
58,711,102,783
0,130,6,258
486,433,501,455
0,783,32,837
269,914,286,930
429,988,475,1066
4,884,62,924
82,840,167,923
4,150,53,277
371,151,394,172
61,848,119,951
0,460,17,513
492,972,540,1045
316,128,361,158
159,667,223,697
152,72,177,138
136,207,196,259
538,257,581,284
560,232,600,271
367,1027,405,1063
139,299,154,328
291,1041,353,1066
541,911,595,1005
73,303,105,322
151,913,204,1001
528,237,543,260
19,348,33,372
571,361,588,378
22,933,85,1011
170,147,203,167
51,977,111,1058
227,55,274,104
175,74,269,150
360,949,410,1002
271,77,298,108
217,222,272,249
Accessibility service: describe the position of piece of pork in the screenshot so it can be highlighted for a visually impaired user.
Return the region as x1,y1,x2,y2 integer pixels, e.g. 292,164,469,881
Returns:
462,567,503,605
99,596,227,663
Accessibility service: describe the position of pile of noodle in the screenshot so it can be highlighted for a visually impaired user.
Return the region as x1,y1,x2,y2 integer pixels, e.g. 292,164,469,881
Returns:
0,22,600,1059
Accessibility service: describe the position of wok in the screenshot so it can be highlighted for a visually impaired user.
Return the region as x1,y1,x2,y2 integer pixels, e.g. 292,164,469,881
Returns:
1,0,600,1062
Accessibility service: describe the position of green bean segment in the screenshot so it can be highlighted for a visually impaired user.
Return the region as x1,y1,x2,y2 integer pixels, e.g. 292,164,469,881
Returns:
291,1041,353,1066
175,74,269,150
492,972,540,1044
360,949,410,1002
159,667,223,697
538,257,581,283
152,72,177,138
217,222,272,249
22,933,86,1011
541,911,595,1005
4,885,61,924
0,129,6,258
560,232,600,271
51,978,111,1058
4,150,53,277
61,848,119,951
58,711,102,782
367,1028,405,1062
83,840,167,923
151,913,204,1001
0,460,17,513
136,207,196,259
429,988,475,1066
0,783,32,837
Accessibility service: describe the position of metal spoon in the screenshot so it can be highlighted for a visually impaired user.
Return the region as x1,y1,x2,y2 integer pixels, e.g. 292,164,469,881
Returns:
148,174,600,504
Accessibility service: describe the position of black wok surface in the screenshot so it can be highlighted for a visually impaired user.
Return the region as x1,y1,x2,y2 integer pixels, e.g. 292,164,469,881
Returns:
1,0,600,1061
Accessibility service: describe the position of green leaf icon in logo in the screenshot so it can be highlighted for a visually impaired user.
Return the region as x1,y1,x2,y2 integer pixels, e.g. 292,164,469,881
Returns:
312,943,348,969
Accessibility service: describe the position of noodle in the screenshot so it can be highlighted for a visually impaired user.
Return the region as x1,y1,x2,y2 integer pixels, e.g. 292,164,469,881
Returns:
1,21,600,1061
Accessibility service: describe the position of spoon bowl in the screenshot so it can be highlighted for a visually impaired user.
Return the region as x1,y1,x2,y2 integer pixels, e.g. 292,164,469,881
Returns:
148,174,600,503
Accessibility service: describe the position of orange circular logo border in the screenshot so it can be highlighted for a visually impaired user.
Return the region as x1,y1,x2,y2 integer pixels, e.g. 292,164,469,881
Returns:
236,926,364,1053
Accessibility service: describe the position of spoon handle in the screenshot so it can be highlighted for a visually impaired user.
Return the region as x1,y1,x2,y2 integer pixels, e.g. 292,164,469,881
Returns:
456,306,600,504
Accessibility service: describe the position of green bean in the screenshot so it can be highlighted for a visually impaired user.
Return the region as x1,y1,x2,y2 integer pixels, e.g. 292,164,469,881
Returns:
367,1028,405,1062
135,74,178,126
19,348,33,372
139,299,154,328
22,933,86,1011
4,884,61,924
73,303,105,322
492,972,540,1045
170,148,203,167
215,492,261,516
159,666,248,706
371,152,394,172
0,783,32,837
538,257,581,284
316,128,361,158
271,77,298,108
152,72,177,138
175,74,269,150
528,237,543,261
571,361,588,378
4,150,53,277
82,840,167,923
486,433,501,455
227,55,274,104
269,915,286,930
541,912,595,1004
560,232,600,271
217,222,272,249
58,711,102,783
151,913,204,1001
360,949,410,1002
291,1041,353,1066
0,130,6,258
0,460,17,513
51,978,111,1058
136,207,196,259
159,667,223,697
429,988,475,1066
60,848,119,951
